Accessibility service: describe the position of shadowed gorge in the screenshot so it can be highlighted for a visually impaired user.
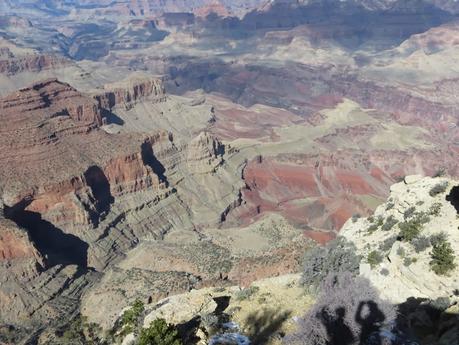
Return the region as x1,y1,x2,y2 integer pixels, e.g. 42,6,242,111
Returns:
84,165,114,223
4,207,89,268
141,141,169,185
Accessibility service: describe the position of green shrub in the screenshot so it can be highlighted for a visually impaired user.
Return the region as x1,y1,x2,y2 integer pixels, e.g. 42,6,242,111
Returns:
415,212,431,225
380,268,389,276
404,207,416,219
430,239,456,276
301,237,361,291
367,216,384,234
58,315,103,345
351,214,361,223
431,297,451,311
429,202,442,216
121,299,145,334
378,235,397,252
430,232,448,247
382,216,398,231
367,250,383,268
138,319,182,345
399,220,422,242
412,236,431,253
429,182,449,197
385,201,395,211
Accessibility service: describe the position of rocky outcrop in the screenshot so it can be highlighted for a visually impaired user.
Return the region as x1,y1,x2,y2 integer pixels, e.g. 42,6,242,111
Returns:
186,131,224,174
115,274,310,345
341,176,459,303
0,78,102,128
0,54,69,76
94,75,166,111
0,206,43,276
0,79,178,329
0,79,247,335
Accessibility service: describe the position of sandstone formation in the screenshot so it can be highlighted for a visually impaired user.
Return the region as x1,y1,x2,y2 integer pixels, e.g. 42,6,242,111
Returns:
0,53,69,76
94,74,166,111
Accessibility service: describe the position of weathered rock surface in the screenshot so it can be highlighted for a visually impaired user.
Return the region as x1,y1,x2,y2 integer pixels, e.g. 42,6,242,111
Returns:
0,78,248,334
341,176,459,303
94,74,166,111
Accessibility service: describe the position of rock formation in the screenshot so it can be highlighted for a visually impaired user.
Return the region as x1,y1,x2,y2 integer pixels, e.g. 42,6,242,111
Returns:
94,74,166,111
341,176,459,303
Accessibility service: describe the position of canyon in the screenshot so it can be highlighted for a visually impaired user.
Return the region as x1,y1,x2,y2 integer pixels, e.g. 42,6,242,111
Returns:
0,0,459,344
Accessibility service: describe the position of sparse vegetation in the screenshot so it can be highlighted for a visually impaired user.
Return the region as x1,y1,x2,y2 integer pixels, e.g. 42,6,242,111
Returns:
404,206,416,219
121,299,145,335
429,182,449,197
351,214,361,223
380,268,389,276
385,201,395,211
382,216,398,231
367,250,384,268
235,285,260,301
412,236,431,253
200,313,219,335
378,235,397,252
138,319,182,345
430,238,456,276
430,232,448,247
429,202,442,216
403,257,417,267
301,237,361,291
367,216,384,234
57,315,104,345
433,168,446,178
399,220,422,242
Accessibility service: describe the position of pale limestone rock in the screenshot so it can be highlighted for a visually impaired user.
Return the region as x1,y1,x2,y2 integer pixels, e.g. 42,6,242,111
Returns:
404,174,424,185
196,328,208,345
121,333,136,345
143,290,219,327
341,176,459,304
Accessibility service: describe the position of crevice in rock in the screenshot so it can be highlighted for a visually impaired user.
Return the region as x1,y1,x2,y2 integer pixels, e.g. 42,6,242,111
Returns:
446,185,459,214
213,296,231,314
83,165,114,225
100,108,125,125
4,204,89,268
141,141,169,186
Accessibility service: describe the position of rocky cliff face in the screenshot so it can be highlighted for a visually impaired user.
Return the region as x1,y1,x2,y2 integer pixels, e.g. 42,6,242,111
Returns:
186,131,225,174
0,79,173,328
0,78,247,334
94,75,166,111
0,53,69,76
341,175,459,303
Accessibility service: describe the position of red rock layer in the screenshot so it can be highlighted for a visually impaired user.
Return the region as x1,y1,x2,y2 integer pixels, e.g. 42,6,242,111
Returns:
0,218,42,264
0,79,171,261
226,148,459,239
